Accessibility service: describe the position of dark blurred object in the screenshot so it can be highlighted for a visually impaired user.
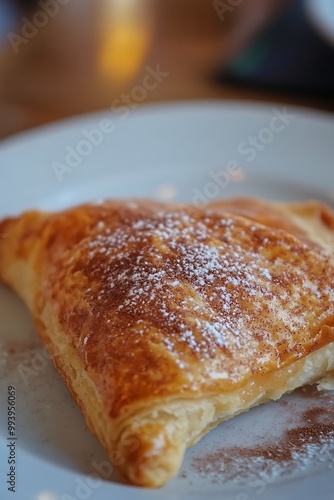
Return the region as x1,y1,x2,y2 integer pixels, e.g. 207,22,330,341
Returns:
218,0,334,100
0,0,18,40
15,0,38,9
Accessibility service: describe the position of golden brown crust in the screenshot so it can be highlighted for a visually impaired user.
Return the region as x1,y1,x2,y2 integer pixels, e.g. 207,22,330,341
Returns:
0,197,334,487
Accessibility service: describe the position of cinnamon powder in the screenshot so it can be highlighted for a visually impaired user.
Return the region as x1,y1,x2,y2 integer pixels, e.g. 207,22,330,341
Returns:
190,387,334,484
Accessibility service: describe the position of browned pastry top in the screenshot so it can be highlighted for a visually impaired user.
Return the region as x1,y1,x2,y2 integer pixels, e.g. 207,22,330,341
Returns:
4,199,334,418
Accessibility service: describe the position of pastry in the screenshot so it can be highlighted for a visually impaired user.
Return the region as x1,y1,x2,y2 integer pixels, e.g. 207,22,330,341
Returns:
0,198,333,487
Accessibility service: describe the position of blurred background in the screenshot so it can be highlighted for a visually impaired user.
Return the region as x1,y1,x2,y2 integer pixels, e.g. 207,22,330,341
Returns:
0,0,333,140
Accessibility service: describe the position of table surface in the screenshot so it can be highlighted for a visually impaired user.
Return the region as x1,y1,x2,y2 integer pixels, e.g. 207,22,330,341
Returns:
0,0,333,141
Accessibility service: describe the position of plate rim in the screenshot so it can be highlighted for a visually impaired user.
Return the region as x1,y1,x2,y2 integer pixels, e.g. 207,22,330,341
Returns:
0,99,334,156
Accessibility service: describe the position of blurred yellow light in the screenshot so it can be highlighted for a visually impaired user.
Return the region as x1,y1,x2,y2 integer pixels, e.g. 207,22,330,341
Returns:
98,0,152,85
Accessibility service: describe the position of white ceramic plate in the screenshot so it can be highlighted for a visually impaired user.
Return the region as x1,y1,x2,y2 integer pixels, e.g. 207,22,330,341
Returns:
306,0,334,45
0,101,333,500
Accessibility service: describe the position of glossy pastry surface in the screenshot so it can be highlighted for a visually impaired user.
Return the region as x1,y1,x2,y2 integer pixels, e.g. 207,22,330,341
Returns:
0,198,333,487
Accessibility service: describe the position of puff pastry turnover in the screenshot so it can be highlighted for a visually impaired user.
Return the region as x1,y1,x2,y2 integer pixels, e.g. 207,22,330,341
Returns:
0,198,334,487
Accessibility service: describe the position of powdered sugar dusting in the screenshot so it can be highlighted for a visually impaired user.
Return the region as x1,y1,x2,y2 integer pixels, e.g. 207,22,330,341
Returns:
65,204,333,382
